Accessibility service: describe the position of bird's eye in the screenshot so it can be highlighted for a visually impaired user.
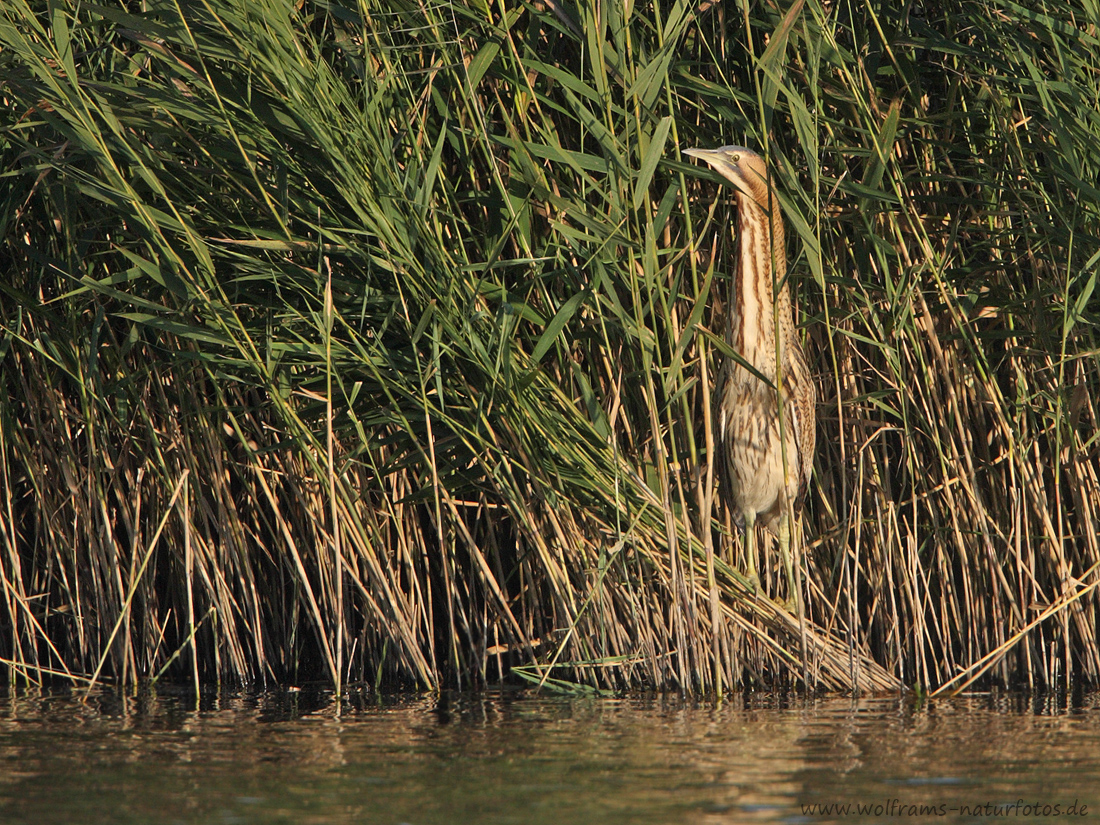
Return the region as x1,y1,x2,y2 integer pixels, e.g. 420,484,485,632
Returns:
731,153,740,162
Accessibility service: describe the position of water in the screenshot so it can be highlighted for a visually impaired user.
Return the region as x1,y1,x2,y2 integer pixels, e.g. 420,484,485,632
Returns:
1,687,1098,824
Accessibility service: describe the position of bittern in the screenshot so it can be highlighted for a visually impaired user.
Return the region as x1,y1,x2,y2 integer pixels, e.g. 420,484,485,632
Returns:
684,145,815,608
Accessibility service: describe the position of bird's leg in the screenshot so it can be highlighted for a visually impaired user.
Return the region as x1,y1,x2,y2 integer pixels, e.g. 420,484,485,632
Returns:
743,509,760,594
721,507,734,569
779,510,799,613
786,511,811,687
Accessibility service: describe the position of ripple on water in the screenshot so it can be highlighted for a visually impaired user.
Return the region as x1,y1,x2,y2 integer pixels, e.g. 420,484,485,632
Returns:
0,687,1097,824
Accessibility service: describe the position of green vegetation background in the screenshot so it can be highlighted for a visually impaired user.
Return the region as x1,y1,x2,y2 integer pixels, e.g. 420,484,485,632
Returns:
1,0,1098,693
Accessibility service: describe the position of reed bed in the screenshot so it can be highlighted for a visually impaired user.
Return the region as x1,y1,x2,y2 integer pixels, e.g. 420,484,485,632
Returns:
1,0,1097,693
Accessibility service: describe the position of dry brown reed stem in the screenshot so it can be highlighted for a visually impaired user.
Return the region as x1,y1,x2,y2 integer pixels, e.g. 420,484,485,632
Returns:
2,0,1099,693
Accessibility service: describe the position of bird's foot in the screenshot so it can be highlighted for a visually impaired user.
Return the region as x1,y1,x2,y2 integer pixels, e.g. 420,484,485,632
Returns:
744,571,761,596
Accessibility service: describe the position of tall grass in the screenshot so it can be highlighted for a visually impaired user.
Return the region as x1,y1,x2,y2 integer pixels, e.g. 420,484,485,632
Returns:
1,0,1097,693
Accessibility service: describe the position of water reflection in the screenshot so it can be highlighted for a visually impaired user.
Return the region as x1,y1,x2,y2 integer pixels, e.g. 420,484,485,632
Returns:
0,687,1097,824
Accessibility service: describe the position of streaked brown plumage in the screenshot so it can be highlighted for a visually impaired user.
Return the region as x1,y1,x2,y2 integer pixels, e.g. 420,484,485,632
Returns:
684,145,815,606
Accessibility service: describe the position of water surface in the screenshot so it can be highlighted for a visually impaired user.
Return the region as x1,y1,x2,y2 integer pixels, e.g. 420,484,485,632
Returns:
1,687,1097,824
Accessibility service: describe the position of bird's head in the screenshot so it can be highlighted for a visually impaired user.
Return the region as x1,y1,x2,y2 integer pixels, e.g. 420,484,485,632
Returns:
683,146,774,211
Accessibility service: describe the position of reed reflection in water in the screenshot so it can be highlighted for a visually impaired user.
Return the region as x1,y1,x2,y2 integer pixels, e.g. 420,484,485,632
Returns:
0,689,1097,824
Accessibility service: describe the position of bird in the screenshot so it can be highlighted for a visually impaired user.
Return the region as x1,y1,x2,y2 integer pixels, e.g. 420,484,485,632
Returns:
683,145,816,610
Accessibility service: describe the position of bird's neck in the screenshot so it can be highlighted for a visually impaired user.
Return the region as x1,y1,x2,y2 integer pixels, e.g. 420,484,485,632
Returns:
730,192,790,373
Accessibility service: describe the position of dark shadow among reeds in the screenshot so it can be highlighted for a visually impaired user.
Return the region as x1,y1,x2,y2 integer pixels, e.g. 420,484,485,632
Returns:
1,0,1098,693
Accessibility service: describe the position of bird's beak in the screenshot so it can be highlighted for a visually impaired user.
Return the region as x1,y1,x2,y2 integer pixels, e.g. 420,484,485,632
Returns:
682,147,732,177
682,147,717,162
